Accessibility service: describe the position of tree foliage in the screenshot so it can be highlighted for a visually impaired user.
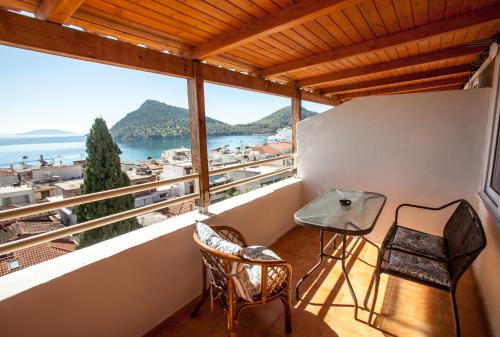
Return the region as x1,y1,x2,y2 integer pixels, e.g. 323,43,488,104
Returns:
74,118,141,248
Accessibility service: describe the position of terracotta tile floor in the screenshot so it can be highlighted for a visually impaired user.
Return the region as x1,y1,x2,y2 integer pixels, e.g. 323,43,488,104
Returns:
155,226,489,337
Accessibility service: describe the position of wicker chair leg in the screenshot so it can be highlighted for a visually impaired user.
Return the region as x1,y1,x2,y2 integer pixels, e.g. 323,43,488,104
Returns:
227,310,238,337
450,290,461,337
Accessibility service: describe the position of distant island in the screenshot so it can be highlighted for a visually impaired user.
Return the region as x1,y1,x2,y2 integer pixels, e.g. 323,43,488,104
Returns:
19,129,76,136
110,100,318,141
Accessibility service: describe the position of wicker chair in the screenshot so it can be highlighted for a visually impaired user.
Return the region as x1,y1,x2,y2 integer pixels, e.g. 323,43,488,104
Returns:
191,225,292,337
369,199,486,337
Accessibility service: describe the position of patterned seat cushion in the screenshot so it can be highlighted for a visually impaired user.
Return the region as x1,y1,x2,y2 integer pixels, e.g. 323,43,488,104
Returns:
392,226,447,260
381,250,450,287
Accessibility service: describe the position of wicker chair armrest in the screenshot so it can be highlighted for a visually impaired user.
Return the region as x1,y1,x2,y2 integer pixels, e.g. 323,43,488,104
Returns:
394,200,465,225
261,263,292,302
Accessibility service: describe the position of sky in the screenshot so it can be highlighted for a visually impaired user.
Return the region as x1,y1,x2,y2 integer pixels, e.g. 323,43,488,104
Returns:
0,45,333,134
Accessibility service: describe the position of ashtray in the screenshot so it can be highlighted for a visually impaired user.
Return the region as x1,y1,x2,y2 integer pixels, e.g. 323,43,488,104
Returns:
339,199,351,206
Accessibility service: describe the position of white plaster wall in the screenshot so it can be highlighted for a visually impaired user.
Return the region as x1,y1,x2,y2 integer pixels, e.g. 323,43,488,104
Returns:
297,88,491,242
474,53,500,337
0,178,302,337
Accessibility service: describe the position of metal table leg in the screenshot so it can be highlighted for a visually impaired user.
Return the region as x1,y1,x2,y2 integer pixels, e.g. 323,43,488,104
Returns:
341,234,359,318
296,230,324,300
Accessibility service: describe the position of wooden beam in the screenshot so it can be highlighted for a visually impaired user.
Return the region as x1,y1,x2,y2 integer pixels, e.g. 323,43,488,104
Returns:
339,77,466,100
188,0,359,60
188,62,210,210
35,0,84,24
298,45,483,87
0,9,193,77
291,87,302,153
260,3,500,77
0,10,338,105
321,65,473,94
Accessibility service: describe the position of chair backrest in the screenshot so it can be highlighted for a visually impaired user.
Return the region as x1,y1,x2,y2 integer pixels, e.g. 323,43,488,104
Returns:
192,226,247,309
443,200,487,287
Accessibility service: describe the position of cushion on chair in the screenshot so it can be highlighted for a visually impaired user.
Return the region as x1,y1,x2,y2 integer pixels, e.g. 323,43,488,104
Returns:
381,249,451,287
392,226,447,259
195,221,241,255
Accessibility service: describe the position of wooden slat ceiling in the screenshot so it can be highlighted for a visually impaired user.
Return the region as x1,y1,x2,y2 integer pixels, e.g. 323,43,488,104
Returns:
1,0,499,101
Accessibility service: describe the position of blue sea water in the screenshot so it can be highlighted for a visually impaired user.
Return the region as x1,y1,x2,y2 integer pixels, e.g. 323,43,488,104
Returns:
0,134,268,167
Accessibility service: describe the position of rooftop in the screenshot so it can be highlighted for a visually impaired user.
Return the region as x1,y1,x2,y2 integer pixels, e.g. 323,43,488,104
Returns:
251,145,282,155
0,185,33,194
54,179,84,191
0,239,75,277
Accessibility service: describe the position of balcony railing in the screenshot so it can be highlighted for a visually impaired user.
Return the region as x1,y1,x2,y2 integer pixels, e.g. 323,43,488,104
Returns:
0,154,294,256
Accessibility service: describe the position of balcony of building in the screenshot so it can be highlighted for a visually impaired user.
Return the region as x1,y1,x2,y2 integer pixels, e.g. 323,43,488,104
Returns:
0,1,500,337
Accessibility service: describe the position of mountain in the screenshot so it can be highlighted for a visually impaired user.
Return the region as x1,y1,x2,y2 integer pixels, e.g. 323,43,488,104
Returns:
231,105,318,135
110,100,233,141
19,129,76,136
110,100,318,141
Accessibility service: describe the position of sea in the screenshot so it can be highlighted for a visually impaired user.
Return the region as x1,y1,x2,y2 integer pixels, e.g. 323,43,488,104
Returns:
0,134,269,168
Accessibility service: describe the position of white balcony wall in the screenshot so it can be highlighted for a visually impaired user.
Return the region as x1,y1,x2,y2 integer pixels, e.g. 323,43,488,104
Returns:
0,178,301,337
298,88,491,241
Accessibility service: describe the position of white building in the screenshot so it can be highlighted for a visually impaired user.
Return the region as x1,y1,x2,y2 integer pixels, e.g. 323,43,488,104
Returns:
160,161,193,196
161,148,191,163
32,164,83,183
0,169,19,187
134,185,180,208
54,179,83,199
0,185,35,206
267,127,292,143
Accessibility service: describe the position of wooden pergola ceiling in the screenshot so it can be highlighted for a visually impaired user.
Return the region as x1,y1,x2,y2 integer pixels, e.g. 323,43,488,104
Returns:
1,0,500,102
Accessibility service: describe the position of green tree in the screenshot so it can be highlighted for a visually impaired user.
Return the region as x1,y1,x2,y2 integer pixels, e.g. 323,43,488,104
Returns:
75,118,141,248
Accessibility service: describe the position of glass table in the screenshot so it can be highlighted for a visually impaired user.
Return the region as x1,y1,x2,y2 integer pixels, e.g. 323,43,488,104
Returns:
294,189,386,318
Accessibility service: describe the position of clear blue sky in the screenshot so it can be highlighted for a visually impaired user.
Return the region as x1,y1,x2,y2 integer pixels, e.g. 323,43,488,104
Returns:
0,45,332,134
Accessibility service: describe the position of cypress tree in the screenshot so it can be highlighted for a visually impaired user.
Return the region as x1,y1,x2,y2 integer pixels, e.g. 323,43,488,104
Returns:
75,118,141,248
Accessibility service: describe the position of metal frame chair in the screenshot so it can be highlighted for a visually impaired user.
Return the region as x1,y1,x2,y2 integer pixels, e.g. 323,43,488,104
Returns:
191,225,292,337
369,199,487,337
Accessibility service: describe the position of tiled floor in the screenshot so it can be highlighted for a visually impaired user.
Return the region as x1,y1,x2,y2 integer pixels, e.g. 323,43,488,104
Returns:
155,226,490,337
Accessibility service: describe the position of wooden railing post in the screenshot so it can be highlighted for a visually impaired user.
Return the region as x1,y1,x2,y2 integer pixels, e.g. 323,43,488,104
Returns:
291,87,302,154
188,61,210,212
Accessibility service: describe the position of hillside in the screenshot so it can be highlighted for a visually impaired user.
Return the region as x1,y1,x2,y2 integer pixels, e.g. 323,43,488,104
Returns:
111,100,318,141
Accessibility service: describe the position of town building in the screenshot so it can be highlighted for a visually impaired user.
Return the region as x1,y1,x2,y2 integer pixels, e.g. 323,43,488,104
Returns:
54,179,83,199
267,142,292,154
0,185,35,206
267,127,292,143
0,169,19,187
161,148,191,163
32,164,83,183
161,161,194,196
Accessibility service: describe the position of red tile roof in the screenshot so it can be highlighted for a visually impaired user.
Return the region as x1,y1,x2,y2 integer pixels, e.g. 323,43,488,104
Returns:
163,200,196,217
0,239,76,276
251,145,281,155
147,163,163,171
267,142,292,152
